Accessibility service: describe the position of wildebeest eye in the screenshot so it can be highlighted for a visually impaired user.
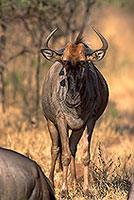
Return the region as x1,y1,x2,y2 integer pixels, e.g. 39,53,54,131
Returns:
62,60,67,65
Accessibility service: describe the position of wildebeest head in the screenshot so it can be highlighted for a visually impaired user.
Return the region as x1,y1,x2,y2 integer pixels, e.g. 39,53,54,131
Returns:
41,27,108,107
41,27,108,62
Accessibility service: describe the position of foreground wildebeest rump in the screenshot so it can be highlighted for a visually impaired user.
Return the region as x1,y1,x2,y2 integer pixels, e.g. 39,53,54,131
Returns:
128,183,134,200
0,147,56,200
41,27,109,196
127,166,134,200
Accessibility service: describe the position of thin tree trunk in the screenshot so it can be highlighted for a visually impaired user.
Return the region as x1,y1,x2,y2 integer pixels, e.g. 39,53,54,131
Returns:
35,51,41,123
0,7,7,113
0,65,5,113
35,25,43,124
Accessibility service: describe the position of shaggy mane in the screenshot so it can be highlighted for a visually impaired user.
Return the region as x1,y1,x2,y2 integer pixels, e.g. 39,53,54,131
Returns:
74,30,84,45
74,30,90,49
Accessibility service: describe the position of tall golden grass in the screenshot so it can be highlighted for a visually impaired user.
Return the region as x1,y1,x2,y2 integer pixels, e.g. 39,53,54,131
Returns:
0,5,134,200
1,109,133,199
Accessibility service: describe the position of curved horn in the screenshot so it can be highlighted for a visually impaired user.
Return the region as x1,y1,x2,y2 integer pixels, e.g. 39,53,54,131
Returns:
86,27,108,55
41,27,64,59
92,26,108,51
45,27,58,49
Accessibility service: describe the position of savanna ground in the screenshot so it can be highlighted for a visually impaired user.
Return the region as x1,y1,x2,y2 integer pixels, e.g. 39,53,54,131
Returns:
0,4,134,200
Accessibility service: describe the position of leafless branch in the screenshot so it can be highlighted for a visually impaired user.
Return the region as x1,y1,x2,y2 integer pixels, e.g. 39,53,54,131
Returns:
5,48,34,64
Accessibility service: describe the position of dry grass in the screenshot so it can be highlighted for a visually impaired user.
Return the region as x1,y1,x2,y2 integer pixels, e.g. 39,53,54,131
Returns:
0,108,134,199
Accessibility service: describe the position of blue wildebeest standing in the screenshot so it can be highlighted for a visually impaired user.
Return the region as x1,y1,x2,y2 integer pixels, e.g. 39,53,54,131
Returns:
0,147,56,200
41,27,109,196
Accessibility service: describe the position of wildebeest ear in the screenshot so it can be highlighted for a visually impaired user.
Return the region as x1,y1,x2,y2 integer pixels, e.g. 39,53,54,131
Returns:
41,48,63,61
87,50,105,62
41,49,54,60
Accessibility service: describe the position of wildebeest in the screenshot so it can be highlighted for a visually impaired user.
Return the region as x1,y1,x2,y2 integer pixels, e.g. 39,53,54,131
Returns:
127,166,134,200
0,147,56,200
41,27,109,196
128,183,134,200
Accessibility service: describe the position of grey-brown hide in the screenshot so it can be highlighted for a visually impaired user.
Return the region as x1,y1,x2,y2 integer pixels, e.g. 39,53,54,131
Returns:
127,165,134,200
128,183,134,200
0,147,56,200
41,27,109,196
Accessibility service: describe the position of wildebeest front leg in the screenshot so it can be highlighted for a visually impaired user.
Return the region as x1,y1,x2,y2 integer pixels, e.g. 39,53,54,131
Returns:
56,111,71,197
47,120,60,186
81,118,95,196
69,127,85,188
